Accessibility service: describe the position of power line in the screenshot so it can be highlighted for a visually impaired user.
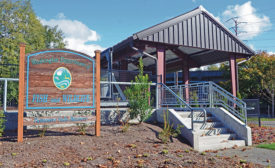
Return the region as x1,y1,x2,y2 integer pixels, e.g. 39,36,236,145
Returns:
247,38,275,41
242,17,275,25
236,28,275,38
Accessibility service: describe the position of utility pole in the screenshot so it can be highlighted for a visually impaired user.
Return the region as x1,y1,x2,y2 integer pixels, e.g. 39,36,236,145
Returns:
226,17,247,94
226,17,247,37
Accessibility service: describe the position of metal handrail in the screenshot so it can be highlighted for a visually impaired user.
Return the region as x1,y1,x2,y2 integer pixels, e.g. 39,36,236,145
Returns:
169,81,247,125
158,83,207,130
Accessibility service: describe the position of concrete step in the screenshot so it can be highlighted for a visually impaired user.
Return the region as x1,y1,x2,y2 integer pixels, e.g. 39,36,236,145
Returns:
198,140,246,152
199,134,237,143
178,111,212,118
196,127,228,136
193,121,223,130
191,116,218,122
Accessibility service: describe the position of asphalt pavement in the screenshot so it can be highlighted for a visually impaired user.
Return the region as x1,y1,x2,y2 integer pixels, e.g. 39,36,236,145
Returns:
210,146,275,167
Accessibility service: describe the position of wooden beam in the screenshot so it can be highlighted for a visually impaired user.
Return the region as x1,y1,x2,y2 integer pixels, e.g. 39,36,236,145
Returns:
171,48,200,68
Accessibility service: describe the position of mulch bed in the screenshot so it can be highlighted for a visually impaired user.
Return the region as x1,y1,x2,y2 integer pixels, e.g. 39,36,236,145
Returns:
249,124,275,145
0,123,265,168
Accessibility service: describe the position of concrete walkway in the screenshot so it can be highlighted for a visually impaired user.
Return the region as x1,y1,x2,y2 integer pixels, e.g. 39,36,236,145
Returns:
211,146,275,167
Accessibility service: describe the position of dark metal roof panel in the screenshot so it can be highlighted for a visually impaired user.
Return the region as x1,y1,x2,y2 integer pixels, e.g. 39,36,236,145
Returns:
133,6,254,56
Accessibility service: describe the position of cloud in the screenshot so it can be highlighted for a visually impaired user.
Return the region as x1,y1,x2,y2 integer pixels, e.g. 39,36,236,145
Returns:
268,51,275,55
221,1,271,40
40,13,105,56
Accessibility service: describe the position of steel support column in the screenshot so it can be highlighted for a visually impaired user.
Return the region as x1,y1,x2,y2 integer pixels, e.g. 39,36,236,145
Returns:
229,55,237,97
119,59,128,90
174,71,178,86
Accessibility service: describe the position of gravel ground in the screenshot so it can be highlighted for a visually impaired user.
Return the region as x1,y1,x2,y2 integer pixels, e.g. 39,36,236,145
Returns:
0,123,264,168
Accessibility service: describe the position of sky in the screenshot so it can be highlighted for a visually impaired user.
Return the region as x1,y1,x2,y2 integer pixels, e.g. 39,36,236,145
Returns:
31,0,275,56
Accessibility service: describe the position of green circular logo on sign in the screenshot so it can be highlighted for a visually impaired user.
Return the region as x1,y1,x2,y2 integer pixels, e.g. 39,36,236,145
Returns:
53,67,72,90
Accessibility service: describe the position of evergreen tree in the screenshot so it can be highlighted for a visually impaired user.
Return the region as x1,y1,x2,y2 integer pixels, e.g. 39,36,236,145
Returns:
124,58,152,123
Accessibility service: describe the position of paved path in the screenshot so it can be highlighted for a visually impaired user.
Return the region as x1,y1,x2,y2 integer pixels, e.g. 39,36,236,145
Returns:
211,146,275,167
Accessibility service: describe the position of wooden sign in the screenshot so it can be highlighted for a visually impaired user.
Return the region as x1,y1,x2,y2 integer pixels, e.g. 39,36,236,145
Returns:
17,45,101,142
25,49,95,109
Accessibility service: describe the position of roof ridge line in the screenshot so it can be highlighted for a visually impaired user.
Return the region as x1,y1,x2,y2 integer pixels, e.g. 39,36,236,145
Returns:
133,6,203,39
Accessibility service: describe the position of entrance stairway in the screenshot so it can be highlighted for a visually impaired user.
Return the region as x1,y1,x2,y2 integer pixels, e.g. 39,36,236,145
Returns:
156,82,251,151
177,109,245,151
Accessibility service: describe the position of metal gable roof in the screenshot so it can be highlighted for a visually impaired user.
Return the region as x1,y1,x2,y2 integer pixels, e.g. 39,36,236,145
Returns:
132,6,255,55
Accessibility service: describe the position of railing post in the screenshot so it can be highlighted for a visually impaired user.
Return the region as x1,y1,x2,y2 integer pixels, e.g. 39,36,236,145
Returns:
156,84,159,109
179,86,183,108
209,82,214,108
244,104,247,125
3,79,7,112
191,109,194,130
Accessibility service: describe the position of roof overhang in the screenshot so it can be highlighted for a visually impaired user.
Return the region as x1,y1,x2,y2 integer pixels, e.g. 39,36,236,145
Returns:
102,6,255,72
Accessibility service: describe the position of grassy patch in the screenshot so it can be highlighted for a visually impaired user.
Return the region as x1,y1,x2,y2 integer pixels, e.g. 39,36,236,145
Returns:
257,143,275,150
247,117,275,121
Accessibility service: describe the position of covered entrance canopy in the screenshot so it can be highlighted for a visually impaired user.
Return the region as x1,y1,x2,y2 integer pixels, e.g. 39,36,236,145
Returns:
101,6,255,97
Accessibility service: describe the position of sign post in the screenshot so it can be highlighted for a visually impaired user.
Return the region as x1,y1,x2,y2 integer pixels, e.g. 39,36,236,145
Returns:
18,43,25,142
95,50,101,136
17,47,101,142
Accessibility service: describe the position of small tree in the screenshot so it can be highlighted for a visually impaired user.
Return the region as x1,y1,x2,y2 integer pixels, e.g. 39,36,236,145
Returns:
124,58,152,123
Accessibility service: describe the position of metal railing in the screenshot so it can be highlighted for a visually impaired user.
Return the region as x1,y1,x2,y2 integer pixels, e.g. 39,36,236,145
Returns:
100,69,160,107
0,78,19,112
168,81,247,125
158,83,206,130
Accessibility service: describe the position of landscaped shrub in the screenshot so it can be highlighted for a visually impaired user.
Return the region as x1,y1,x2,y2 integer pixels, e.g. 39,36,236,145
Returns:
124,58,152,123
158,109,183,143
0,110,6,137
190,91,199,107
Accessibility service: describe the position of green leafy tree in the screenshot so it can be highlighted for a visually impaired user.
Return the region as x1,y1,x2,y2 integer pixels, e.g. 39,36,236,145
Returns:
219,52,275,116
124,58,152,123
44,25,66,49
206,64,220,71
0,0,65,105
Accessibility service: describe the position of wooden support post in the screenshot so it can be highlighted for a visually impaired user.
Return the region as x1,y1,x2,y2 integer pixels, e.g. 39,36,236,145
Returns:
157,48,165,108
182,55,190,103
229,55,237,97
95,50,101,136
18,43,25,142
157,48,166,84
